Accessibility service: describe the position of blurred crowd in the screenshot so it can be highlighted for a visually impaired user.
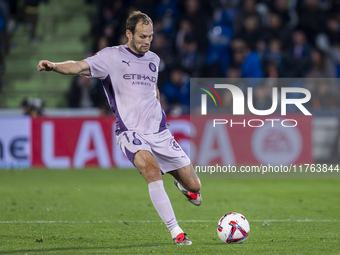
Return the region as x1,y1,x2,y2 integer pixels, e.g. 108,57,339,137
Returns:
0,0,47,93
87,0,340,115
0,0,16,92
2,0,340,116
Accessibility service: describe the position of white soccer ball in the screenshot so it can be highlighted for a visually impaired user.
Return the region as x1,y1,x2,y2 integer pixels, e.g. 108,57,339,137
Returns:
217,212,250,244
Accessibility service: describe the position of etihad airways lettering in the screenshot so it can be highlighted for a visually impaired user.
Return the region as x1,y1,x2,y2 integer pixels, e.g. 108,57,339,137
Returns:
123,74,157,82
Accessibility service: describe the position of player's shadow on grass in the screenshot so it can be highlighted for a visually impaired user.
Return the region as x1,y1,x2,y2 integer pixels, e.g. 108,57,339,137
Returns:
0,244,171,254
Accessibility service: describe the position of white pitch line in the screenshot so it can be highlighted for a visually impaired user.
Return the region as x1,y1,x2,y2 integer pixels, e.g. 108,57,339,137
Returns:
0,219,338,224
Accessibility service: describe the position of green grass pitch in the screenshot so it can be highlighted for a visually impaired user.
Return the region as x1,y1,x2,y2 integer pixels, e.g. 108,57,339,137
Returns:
0,169,339,254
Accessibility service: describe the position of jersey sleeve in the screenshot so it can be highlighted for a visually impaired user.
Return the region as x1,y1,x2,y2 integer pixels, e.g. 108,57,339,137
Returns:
83,47,112,80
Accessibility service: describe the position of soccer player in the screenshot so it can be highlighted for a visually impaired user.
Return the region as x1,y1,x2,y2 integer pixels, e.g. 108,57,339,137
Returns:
37,11,202,245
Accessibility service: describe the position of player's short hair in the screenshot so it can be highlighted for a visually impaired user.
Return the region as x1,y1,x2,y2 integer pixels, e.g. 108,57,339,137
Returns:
126,11,153,34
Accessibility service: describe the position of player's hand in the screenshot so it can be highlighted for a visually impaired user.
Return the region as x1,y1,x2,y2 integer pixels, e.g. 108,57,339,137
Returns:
37,60,55,71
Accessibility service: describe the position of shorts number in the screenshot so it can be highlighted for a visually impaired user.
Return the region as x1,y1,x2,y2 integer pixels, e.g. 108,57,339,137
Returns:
123,133,130,143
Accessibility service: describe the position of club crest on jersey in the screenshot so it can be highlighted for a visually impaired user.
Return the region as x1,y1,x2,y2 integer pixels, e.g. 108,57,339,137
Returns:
169,138,181,151
149,62,156,72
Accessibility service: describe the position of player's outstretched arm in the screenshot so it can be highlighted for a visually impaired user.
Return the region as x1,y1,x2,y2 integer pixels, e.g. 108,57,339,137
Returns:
37,60,90,76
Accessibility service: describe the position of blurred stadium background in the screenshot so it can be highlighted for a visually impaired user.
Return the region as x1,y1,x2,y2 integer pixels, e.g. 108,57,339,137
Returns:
0,0,340,168
0,1,340,254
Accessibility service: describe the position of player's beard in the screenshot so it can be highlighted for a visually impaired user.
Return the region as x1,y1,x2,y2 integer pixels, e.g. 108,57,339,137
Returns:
130,38,149,55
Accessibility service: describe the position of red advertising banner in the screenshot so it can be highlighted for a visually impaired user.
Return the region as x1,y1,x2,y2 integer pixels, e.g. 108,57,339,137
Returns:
31,115,312,168
32,117,115,168
190,115,312,166
31,117,192,168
